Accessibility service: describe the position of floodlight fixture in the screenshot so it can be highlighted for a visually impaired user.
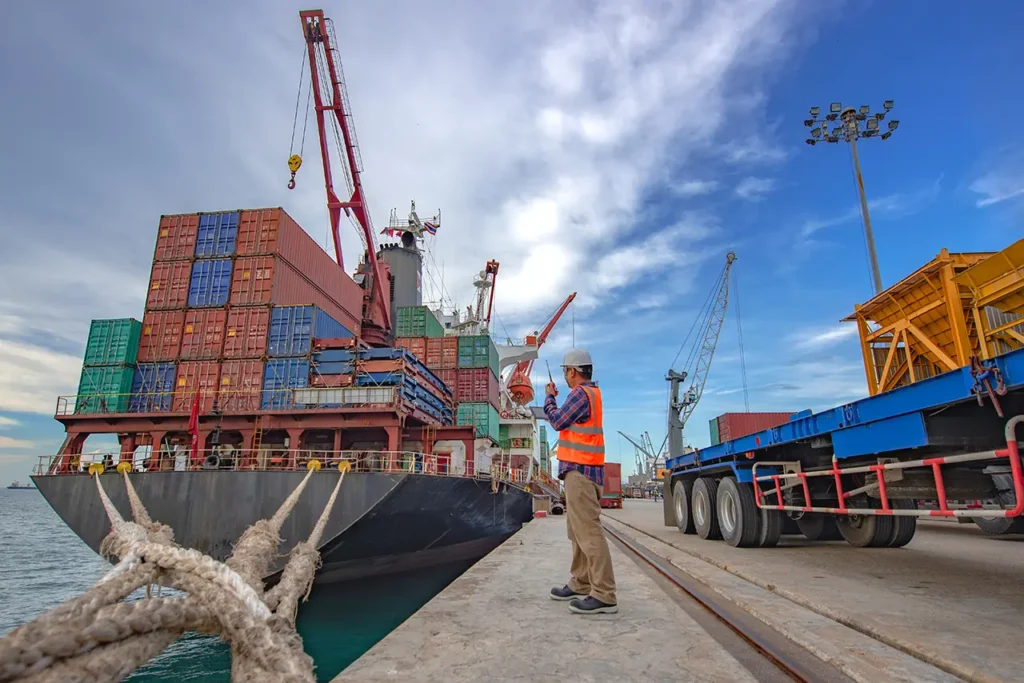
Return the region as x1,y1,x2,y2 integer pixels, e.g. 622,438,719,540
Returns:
888,120,899,130
883,100,894,110
830,102,842,113
804,119,814,127
805,138,816,145
810,106,820,116
859,105,870,115
811,127,822,138
866,118,879,131
881,131,892,140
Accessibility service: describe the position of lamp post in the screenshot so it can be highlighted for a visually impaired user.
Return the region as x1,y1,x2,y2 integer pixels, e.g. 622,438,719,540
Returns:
804,100,900,296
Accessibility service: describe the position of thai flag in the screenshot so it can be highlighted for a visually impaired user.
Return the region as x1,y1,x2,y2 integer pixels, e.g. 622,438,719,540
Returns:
380,227,397,237
423,220,439,235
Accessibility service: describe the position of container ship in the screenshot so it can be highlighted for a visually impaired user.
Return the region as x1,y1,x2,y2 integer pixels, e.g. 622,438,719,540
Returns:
30,9,567,583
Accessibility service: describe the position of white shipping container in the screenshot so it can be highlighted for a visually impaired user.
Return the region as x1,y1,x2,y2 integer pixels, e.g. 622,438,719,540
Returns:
293,386,396,407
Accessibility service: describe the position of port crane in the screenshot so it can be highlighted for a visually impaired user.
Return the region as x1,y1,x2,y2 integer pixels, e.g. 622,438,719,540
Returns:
618,431,667,478
290,9,391,344
666,252,741,459
451,260,500,335
506,292,578,405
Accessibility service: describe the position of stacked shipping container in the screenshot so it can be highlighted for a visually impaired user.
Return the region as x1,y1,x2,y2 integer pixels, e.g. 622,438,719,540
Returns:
76,319,141,414
709,412,797,445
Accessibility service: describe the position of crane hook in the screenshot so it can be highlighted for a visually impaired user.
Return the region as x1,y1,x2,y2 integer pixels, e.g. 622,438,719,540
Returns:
287,154,302,190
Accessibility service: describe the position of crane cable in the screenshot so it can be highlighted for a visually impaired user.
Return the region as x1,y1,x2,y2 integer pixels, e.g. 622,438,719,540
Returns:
733,268,751,411
287,49,311,189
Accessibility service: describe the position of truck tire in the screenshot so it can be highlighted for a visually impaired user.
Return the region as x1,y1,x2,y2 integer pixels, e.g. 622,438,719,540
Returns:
796,513,843,541
673,480,696,534
886,500,917,547
717,476,760,547
692,477,721,541
974,516,1024,535
759,507,783,548
836,512,894,547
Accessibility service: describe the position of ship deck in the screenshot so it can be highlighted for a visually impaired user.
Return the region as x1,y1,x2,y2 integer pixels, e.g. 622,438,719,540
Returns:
332,514,760,682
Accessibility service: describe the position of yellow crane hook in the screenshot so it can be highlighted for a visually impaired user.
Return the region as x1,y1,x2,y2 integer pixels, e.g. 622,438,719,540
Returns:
287,154,302,190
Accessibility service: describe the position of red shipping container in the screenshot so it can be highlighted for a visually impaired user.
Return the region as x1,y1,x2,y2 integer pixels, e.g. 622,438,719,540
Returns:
173,361,221,412
146,261,192,310
218,360,264,412
180,309,228,360
424,337,459,369
153,214,199,262
716,412,795,443
395,337,426,362
425,338,444,368
603,462,622,495
233,208,364,333
137,310,185,362
311,374,353,388
455,368,499,407
223,307,270,359
435,369,457,394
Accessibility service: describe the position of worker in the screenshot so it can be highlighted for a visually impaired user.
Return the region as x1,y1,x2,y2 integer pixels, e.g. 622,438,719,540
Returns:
544,348,617,615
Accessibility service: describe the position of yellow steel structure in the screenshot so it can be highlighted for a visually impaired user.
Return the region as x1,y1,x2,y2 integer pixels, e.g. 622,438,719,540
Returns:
955,237,1024,359
843,249,993,396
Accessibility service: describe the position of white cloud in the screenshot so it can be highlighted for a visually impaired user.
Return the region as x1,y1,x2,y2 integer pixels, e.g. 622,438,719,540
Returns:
0,340,81,414
792,324,859,351
734,176,776,201
970,172,1024,208
722,136,788,165
673,180,720,197
0,436,36,449
799,177,942,237
0,417,20,429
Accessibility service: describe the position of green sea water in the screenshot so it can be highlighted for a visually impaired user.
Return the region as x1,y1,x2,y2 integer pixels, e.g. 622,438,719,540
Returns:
0,488,473,682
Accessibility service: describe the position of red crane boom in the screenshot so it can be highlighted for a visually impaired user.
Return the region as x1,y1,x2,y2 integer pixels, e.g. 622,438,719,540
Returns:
506,292,577,405
298,10,390,342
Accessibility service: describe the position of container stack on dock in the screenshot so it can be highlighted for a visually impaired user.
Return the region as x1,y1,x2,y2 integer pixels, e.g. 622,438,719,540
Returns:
394,306,501,442
709,411,797,445
75,319,141,414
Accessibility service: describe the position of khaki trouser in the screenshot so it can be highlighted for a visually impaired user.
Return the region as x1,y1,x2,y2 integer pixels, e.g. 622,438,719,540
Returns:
565,469,617,605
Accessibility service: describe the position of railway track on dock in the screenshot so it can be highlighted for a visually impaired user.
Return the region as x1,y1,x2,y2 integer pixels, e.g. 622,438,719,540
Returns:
603,520,851,683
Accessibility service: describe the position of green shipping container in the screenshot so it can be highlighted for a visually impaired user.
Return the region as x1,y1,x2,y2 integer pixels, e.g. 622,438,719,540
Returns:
395,306,444,338
709,417,721,446
75,364,135,414
456,401,500,444
83,318,142,367
457,335,499,377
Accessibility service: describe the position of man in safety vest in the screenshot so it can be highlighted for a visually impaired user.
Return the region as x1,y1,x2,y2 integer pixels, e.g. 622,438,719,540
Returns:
543,348,617,614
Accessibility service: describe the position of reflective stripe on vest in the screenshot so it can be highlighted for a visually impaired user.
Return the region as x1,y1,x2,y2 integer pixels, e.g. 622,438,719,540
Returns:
557,385,605,466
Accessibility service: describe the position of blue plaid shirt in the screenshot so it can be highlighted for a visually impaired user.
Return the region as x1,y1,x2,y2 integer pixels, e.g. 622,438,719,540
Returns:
544,381,604,488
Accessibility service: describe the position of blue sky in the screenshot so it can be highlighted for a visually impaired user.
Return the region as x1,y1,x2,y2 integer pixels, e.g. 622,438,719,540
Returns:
1,0,1023,483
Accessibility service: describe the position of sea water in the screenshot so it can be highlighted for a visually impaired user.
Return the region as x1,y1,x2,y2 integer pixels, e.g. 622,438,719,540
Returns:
0,488,473,682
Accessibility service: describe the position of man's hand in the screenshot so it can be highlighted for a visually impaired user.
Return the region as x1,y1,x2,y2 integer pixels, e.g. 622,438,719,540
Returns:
545,382,558,397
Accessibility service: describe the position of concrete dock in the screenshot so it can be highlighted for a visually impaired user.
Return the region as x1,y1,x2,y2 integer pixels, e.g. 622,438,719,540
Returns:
334,514,760,682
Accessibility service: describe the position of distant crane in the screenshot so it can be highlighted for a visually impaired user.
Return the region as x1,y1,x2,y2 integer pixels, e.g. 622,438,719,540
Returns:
451,260,500,335
618,431,666,478
289,10,391,344
506,292,578,405
666,252,741,459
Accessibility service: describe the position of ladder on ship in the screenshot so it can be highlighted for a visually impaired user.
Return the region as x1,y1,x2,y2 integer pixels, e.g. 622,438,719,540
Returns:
251,414,265,469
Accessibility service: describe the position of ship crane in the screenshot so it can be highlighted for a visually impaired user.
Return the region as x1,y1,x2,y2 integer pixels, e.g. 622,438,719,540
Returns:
666,251,741,458
618,430,666,478
506,292,578,405
452,260,500,335
290,10,391,344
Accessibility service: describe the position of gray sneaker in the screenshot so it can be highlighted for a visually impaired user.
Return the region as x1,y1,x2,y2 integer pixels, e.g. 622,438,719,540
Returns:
550,585,587,601
569,596,618,614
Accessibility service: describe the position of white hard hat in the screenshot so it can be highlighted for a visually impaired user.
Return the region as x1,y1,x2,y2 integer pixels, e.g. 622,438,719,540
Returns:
561,348,593,369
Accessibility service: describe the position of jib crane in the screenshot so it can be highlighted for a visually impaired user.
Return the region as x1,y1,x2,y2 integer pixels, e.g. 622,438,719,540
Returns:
618,430,666,478
289,9,391,344
506,292,578,405
453,260,500,335
666,252,742,459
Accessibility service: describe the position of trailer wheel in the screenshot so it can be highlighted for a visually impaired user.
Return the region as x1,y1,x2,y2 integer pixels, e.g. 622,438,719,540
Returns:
692,478,721,540
672,480,696,535
973,516,1024,536
758,508,783,548
796,513,842,541
782,515,801,536
836,512,894,547
886,500,918,547
717,477,760,547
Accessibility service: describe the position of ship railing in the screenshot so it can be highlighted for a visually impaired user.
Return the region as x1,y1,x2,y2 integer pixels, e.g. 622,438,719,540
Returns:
33,449,538,488
54,386,455,418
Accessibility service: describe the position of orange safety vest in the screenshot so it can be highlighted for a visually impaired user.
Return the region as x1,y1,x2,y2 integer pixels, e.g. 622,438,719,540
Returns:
557,384,605,466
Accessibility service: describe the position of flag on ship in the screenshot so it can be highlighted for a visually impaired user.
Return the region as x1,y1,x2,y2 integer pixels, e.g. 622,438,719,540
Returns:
424,220,439,235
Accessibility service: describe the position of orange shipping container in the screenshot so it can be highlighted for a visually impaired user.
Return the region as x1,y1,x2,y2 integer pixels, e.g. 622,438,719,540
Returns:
425,337,459,369
395,337,426,362
603,462,622,495
223,307,270,359
153,214,199,262
218,360,264,412
146,262,192,310
180,309,228,360
173,361,221,412
137,310,185,362
716,412,795,443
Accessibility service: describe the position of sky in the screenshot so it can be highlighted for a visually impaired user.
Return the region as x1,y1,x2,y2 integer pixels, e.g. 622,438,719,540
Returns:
1,0,1023,483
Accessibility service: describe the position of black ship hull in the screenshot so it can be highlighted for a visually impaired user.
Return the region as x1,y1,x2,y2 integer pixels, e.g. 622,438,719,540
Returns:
32,471,534,582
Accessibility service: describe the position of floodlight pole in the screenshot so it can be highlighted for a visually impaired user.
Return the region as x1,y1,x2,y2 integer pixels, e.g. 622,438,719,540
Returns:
804,101,899,297
842,109,883,296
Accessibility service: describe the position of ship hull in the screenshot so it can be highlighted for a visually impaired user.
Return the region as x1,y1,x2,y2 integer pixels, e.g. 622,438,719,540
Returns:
31,471,533,582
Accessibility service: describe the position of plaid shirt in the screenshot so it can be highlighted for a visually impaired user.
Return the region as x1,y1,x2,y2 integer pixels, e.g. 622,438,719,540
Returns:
544,381,604,488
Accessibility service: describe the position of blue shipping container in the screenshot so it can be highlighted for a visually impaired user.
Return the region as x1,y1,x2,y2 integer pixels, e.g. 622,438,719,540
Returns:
312,349,354,364
195,211,240,258
311,361,353,375
129,362,177,413
261,358,310,410
268,305,350,357
188,259,233,308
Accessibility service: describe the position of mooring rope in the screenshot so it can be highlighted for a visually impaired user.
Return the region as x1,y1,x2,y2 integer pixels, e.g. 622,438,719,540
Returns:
0,459,349,683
